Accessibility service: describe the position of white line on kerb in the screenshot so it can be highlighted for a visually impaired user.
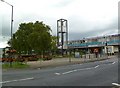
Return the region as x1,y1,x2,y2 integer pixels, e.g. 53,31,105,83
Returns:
0,77,34,84
112,83,120,86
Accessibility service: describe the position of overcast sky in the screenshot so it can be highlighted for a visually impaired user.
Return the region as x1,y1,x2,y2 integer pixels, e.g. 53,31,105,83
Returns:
0,0,119,48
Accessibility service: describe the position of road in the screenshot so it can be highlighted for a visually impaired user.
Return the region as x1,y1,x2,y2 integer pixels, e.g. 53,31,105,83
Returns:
1,57,119,87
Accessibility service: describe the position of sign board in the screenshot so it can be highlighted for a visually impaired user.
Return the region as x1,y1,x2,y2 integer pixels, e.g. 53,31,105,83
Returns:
88,45,98,47
94,48,98,53
75,52,80,58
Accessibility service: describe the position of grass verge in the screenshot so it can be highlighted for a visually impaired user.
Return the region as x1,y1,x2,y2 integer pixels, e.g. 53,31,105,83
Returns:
2,62,29,69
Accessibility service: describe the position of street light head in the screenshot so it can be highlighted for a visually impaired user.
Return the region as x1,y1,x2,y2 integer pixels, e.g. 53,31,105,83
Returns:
1,0,5,2
1,0,13,6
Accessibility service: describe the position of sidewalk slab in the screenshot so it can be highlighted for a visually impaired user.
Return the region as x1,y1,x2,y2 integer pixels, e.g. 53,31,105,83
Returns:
27,55,117,69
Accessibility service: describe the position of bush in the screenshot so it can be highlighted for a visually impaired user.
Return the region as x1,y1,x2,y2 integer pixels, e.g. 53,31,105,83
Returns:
43,56,52,61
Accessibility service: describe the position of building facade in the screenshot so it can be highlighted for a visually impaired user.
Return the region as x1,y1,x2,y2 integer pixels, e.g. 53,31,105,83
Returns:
67,34,120,55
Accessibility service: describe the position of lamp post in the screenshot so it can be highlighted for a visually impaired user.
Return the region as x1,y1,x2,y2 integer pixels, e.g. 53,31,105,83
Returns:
104,36,108,59
106,39,108,59
83,38,87,58
1,0,13,47
1,0,13,67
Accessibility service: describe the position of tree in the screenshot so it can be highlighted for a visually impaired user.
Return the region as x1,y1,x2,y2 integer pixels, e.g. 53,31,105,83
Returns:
51,36,58,55
2,48,5,58
9,21,52,56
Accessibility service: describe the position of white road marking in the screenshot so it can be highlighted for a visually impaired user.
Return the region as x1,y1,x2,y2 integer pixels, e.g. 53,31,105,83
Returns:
37,68,41,70
77,67,92,71
83,67,93,70
62,70,75,75
94,65,99,68
112,62,116,64
112,83,120,86
73,70,77,72
0,77,34,84
18,77,34,81
61,65,99,75
106,62,116,65
55,61,115,75
55,73,61,75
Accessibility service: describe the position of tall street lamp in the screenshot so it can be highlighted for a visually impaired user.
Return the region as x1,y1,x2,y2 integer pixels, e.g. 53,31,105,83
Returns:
83,38,87,58
104,36,108,59
1,0,13,67
1,0,13,47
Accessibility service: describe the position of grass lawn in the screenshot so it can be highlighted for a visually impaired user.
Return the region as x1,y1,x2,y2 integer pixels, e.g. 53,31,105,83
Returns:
2,62,29,69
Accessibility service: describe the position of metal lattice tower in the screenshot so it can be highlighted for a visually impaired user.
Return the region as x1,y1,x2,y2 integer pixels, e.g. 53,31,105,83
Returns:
57,19,68,56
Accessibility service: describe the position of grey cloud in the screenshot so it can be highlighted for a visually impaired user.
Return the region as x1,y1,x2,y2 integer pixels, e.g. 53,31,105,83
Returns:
68,18,118,40
69,28,118,41
1,11,118,42
1,16,117,41
2,20,11,37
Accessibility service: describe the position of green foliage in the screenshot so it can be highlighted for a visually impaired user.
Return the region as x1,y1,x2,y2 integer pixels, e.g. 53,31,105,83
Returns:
9,21,55,55
2,48,5,58
51,36,57,52
79,50,84,55
2,62,29,69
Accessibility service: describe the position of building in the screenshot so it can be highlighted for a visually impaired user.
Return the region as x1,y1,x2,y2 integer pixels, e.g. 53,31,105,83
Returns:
67,34,120,55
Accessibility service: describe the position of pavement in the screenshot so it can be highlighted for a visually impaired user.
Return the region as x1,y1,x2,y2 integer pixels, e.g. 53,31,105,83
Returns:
26,55,117,69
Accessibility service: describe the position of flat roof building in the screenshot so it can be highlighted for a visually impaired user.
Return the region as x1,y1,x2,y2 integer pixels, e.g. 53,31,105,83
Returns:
67,34,120,55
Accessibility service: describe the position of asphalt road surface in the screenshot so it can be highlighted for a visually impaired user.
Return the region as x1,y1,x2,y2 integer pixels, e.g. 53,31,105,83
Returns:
1,57,119,87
